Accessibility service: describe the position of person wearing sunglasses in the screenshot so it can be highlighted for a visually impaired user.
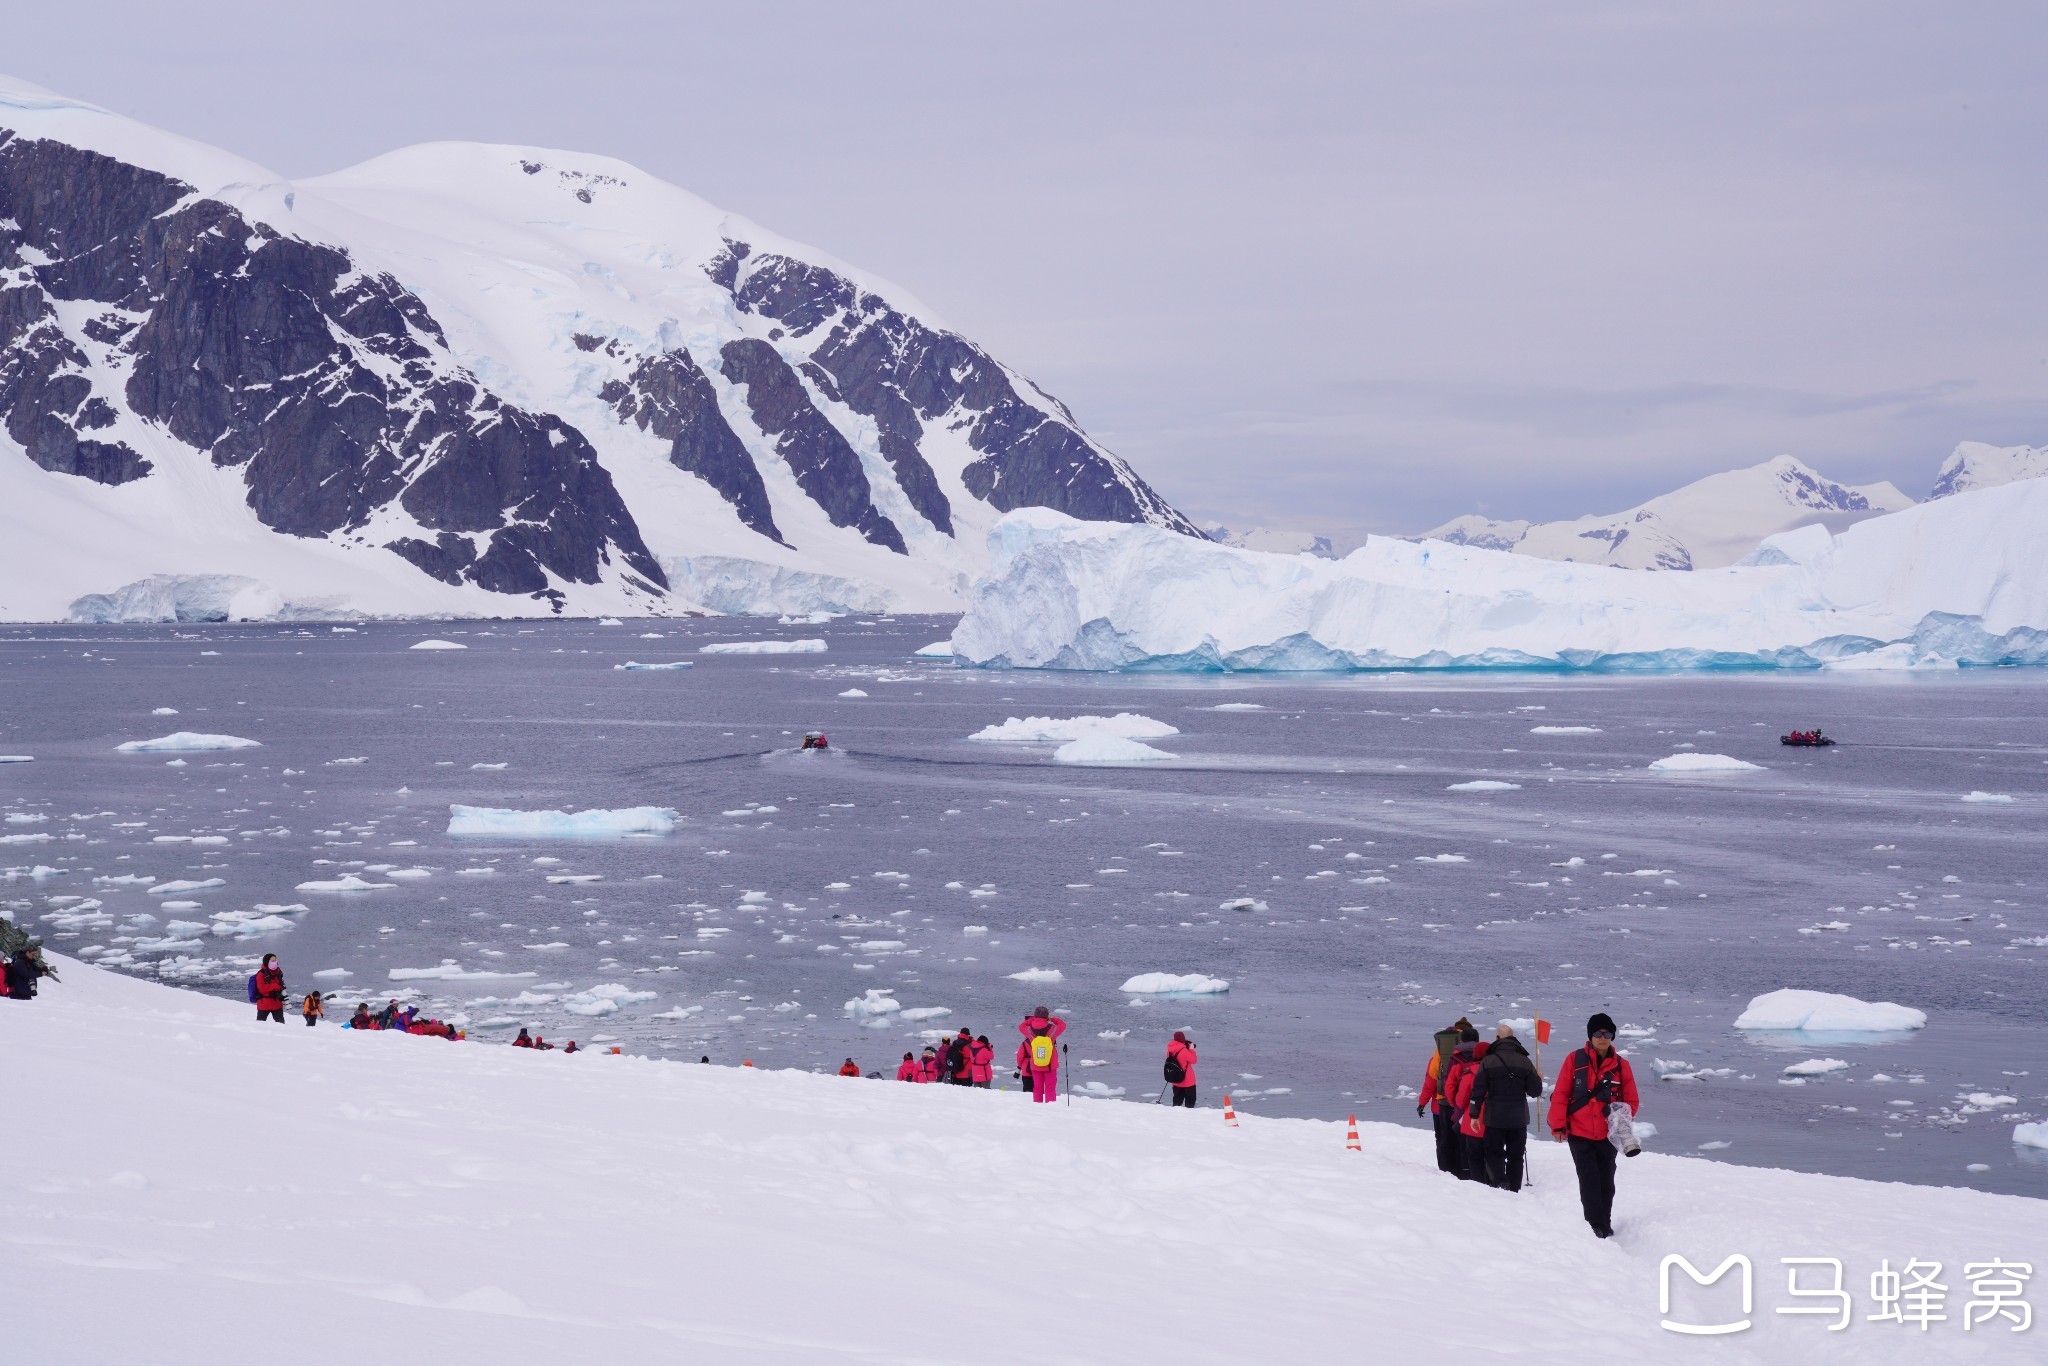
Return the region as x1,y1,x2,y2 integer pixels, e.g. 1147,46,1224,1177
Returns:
1547,1012,1640,1239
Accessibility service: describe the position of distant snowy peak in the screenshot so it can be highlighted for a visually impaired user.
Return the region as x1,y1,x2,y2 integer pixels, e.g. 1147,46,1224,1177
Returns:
1418,456,1913,571
1928,441,2048,499
1201,524,1345,558
0,79,1195,622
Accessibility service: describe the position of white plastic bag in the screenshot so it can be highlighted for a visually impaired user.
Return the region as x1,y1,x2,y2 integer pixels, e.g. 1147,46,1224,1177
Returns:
1607,1101,1642,1157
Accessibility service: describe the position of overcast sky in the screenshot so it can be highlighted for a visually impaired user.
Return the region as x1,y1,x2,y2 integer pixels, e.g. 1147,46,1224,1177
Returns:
13,1,2047,534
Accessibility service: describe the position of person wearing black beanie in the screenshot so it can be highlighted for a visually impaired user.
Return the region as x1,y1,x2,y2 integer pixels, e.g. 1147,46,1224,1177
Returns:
1545,1011,1640,1238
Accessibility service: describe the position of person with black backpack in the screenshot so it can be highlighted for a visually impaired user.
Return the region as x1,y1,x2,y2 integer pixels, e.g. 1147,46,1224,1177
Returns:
247,954,286,1023
1465,1025,1543,1191
1547,1012,1641,1238
1416,1018,1474,1178
1164,1031,1198,1107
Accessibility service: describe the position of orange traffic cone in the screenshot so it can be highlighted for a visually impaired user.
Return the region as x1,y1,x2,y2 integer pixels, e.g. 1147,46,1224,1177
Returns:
1222,1094,1239,1127
1346,1114,1361,1151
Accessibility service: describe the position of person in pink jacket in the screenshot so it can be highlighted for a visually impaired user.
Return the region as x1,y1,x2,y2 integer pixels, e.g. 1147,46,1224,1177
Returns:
895,1051,920,1082
1017,1005,1066,1103
970,1034,995,1087
916,1046,940,1082
1166,1030,1198,1107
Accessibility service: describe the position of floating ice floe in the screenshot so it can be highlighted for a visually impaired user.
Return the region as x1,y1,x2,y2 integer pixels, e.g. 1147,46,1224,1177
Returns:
1735,989,1927,1033
0,756,32,763
1446,780,1521,792
844,989,901,1018
614,661,694,671
838,689,869,698
1073,1081,1127,1099
0,832,52,844
1649,753,1763,773
1414,854,1468,864
1530,725,1601,735
562,983,658,1016
1007,968,1064,984
116,732,261,753
698,639,828,655
969,713,1178,743
1219,897,1267,912
913,640,954,658
296,874,395,893
388,962,539,981
2014,1122,2048,1149
446,805,678,837
899,1007,952,1021
1961,791,2014,804
1783,1058,1851,1076
148,879,226,896
312,968,353,979
1209,702,1266,711
1120,972,1229,995
1054,735,1178,764
409,640,467,651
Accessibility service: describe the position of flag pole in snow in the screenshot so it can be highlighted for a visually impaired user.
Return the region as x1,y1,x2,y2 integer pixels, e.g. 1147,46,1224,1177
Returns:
1529,1013,1553,1190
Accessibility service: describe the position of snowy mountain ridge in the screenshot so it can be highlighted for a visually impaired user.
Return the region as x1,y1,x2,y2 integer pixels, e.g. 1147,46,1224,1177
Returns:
1928,440,2048,500
0,77,1195,622
1416,454,1913,571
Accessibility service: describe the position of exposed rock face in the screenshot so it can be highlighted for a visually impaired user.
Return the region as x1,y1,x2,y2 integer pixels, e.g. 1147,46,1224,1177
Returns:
0,131,664,605
713,240,1199,535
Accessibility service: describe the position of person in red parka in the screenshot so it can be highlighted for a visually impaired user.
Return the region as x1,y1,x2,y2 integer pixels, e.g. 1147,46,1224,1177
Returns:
917,1046,940,1082
895,1051,920,1082
250,953,286,1023
1018,1006,1066,1103
838,1058,861,1077
970,1035,995,1088
1446,1037,1492,1183
1547,1012,1641,1238
1166,1030,1199,1107
1417,1018,1476,1178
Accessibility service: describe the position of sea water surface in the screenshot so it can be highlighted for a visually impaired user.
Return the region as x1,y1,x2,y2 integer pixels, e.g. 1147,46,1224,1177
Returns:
3,616,2044,1197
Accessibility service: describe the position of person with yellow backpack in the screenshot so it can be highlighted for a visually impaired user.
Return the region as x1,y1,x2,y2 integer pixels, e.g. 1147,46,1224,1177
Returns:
1016,1005,1066,1103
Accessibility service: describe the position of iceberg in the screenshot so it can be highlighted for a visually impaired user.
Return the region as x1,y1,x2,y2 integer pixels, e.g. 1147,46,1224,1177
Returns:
409,639,467,651
1120,972,1230,995
296,874,395,893
148,879,227,896
698,639,828,655
446,805,679,838
389,962,539,981
914,640,955,658
613,661,693,671
1053,735,1178,764
969,713,1178,743
2015,1122,2048,1150
116,732,262,753
67,574,347,624
1648,753,1763,773
1446,780,1520,792
1961,791,2014,804
0,755,31,763
1734,989,1927,1033
844,988,901,1017
950,485,2048,671
1006,968,1064,984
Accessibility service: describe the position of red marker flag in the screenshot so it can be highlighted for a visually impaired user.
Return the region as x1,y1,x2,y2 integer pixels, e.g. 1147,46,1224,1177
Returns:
1534,1018,1552,1045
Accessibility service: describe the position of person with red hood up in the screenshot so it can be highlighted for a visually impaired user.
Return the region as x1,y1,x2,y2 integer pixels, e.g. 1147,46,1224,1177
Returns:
970,1035,995,1087
1443,1034,1492,1183
895,1052,920,1082
1165,1031,1198,1107
916,1046,940,1082
1017,1006,1066,1103
1548,1012,1641,1239
249,954,286,1023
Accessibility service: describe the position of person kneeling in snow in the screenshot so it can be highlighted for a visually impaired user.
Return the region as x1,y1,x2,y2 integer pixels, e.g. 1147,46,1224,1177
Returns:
1549,1013,1640,1239
512,1028,535,1048
839,1058,862,1077
895,1052,920,1082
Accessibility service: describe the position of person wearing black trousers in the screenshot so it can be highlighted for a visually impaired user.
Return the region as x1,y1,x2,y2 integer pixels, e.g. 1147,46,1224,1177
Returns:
1547,1013,1641,1238
1466,1025,1544,1191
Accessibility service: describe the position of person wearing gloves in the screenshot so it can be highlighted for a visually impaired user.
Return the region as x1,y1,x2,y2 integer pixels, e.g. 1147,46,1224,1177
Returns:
1547,1012,1640,1238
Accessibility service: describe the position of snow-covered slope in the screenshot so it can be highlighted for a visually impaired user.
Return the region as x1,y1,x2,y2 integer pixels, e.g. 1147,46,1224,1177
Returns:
0,77,1195,622
1929,441,2048,499
1419,456,1913,571
952,481,2048,670
10,957,2041,1364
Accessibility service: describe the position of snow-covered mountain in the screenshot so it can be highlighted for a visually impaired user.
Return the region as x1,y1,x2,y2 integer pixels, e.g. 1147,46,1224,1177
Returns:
1201,523,1345,558
1417,455,1913,571
0,78,1196,622
1928,440,2048,499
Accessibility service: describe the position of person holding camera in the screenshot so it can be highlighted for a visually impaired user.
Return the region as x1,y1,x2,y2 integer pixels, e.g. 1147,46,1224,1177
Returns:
1547,1012,1640,1239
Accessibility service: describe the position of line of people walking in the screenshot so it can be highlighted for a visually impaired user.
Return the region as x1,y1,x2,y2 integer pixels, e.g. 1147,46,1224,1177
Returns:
1418,1012,1640,1238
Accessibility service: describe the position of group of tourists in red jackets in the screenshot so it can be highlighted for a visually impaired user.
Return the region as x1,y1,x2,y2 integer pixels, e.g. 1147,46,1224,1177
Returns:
869,1009,1201,1109
1418,1011,1640,1239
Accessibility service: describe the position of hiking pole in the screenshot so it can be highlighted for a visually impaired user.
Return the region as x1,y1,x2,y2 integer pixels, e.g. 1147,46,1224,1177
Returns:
1063,1043,1070,1106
